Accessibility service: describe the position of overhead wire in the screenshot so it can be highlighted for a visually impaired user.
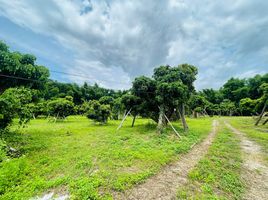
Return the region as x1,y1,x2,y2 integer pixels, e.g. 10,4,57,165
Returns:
0,73,157,93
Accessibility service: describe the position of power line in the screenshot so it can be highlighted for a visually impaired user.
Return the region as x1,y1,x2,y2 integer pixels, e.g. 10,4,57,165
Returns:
0,74,43,82
50,70,130,85
0,73,156,93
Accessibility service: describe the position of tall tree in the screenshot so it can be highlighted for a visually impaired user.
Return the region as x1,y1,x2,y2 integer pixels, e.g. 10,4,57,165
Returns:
0,41,49,92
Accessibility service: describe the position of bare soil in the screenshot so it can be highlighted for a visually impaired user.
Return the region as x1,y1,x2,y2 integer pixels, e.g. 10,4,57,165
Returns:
114,120,219,200
225,122,268,200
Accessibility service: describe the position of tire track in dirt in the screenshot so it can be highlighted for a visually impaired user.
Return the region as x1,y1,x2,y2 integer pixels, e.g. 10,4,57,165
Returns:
114,120,219,200
225,122,268,200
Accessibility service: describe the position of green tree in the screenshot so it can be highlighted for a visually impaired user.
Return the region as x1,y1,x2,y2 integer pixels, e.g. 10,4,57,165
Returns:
153,64,197,131
121,94,141,127
239,98,257,116
111,97,123,120
47,96,75,119
99,96,114,106
86,100,111,124
0,41,49,92
189,94,207,117
200,89,223,104
132,76,158,122
221,78,246,103
255,83,268,125
0,88,33,129
220,99,236,116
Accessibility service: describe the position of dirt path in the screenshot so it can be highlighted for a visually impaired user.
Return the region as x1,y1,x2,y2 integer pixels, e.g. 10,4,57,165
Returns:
114,120,219,200
225,122,268,200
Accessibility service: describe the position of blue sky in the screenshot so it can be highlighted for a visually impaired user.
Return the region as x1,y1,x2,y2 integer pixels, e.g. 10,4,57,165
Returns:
0,0,267,90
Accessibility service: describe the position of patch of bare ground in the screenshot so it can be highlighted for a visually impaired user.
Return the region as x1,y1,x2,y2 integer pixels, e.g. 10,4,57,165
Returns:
225,122,268,200
113,120,219,200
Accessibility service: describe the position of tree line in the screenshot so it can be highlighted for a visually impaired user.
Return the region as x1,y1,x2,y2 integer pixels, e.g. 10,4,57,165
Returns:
0,40,267,132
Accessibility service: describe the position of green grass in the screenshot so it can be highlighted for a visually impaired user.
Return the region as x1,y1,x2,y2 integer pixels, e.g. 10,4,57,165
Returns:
227,117,268,163
177,122,244,200
0,116,213,200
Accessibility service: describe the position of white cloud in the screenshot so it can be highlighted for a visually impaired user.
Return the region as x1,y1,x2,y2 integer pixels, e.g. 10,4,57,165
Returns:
0,0,267,89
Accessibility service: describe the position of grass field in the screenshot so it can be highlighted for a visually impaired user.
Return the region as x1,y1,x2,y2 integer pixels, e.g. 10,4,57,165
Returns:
0,116,213,199
227,117,268,163
177,122,244,199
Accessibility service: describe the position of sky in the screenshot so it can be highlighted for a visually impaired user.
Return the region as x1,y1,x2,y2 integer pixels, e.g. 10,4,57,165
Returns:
0,0,267,90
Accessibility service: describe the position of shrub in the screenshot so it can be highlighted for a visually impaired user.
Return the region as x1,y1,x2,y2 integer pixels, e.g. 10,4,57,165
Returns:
47,96,75,119
86,100,111,124
0,88,32,129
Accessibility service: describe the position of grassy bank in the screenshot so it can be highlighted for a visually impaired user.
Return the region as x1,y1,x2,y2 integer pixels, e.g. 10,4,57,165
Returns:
0,116,213,199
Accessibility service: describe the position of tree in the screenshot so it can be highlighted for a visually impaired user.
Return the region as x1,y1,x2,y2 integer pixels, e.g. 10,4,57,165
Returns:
221,78,246,103
47,96,75,119
239,98,257,116
86,100,111,124
0,41,49,92
99,96,114,106
200,89,223,104
0,88,33,129
153,64,197,131
111,97,123,120
255,83,268,126
220,99,236,116
132,76,158,122
248,74,268,99
121,94,141,127
189,94,207,117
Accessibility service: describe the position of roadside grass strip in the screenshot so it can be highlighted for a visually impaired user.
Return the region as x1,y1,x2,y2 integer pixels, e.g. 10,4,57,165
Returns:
177,123,244,200
228,117,268,163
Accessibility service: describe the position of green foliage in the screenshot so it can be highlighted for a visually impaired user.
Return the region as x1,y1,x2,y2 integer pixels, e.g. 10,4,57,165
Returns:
47,96,75,119
0,88,33,129
156,81,187,107
121,94,141,114
239,98,257,115
220,99,236,116
86,100,111,124
189,94,207,113
99,96,114,106
0,41,49,91
0,41,9,52
131,64,198,130
201,89,223,104
111,97,123,120
132,76,158,121
200,74,268,116
0,157,30,195
221,78,246,103
0,138,7,162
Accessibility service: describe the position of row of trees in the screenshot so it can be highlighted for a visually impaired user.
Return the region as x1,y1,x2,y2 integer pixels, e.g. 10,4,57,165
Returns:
189,75,268,121
0,40,267,131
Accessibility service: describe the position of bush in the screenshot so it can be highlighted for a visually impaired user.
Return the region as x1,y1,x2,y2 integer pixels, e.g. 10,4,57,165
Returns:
86,100,111,124
0,88,33,129
47,96,75,119
239,98,257,116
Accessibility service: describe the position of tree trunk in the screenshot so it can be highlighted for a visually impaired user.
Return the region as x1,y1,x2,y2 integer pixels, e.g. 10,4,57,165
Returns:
193,111,197,118
179,104,188,131
255,100,267,126
157,105,165,133
131,115,136,127
262,118,268,125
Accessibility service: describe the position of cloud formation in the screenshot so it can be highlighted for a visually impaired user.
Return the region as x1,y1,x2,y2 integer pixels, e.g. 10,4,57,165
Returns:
0,0,267,89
